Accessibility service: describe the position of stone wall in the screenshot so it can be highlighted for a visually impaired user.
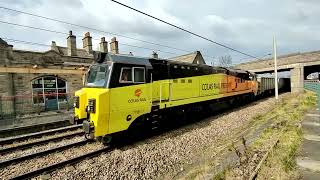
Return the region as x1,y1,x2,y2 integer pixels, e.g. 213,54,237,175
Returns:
0,35,95,118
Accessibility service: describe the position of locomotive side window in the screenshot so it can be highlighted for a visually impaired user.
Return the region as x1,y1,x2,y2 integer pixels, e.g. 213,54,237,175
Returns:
133,67,145,83
119,68,133,83
119,67,145,84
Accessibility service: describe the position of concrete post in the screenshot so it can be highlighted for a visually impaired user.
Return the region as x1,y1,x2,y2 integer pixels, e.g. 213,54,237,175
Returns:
290,65,304,93
67,31,77,56
273,36,278,100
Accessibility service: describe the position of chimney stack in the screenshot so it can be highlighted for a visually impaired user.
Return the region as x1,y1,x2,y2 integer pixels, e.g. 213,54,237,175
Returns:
82,32,92,53
0,38,13,61
99,37,108,53
152,51,158,59
51,41,59,52
67,31,77,56
110,37,119,54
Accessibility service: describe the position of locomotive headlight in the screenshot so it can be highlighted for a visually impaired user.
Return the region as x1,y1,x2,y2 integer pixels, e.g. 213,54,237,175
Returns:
88,99,96,113
74,96,79,108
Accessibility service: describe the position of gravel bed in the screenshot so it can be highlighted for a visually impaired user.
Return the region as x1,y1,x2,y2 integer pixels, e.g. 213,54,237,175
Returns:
0,129,83,149
0,137,103,179
47,93,289,180
0,135,84,162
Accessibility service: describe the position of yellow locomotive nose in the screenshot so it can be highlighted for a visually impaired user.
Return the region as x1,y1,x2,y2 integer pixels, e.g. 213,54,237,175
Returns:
80,88,110,139
72,89,87,124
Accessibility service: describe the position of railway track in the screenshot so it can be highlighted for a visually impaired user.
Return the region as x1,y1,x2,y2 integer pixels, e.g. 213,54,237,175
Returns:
248,129,284,180
0,131,84,154
0,124,82,145
0,120,72,138
2,98,283,179
0,139,88,168
9,144,112,180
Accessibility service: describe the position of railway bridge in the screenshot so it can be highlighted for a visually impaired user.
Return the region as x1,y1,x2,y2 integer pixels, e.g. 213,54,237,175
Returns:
235,51,320,93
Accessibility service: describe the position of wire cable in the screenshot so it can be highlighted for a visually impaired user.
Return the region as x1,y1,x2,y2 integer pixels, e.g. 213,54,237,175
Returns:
0,20,218,60
111,0,259,60
3,38,51,47
0,20,183,56
0,6,193,53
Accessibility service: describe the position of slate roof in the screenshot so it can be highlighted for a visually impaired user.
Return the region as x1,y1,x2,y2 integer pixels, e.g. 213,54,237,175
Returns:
169,51,198,63
55,46,93,58
0,38,10,47
169,51,205,64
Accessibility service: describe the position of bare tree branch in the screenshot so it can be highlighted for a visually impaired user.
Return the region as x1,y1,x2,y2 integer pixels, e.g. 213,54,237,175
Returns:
218,55,232,67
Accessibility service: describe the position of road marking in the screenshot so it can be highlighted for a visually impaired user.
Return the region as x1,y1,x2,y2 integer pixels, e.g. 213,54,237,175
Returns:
297,158,320,171
304,134,320,142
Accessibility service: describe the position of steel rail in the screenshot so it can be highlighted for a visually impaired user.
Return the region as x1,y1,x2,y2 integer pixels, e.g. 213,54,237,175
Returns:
0,139,88,168
248,128,284,180
10,146,112,180
0,131,83,154
0,124,82,145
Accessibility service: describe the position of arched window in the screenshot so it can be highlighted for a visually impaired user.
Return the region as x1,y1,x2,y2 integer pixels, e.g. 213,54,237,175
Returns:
31,76,67,109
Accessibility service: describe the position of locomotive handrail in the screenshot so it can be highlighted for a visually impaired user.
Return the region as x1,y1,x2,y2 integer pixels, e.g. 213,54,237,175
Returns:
159,80,173,104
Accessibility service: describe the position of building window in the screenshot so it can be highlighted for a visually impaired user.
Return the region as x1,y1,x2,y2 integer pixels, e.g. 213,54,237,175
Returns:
31,76,67,109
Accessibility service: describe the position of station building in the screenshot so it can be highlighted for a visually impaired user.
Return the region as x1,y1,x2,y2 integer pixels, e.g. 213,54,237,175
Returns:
0,31,111,118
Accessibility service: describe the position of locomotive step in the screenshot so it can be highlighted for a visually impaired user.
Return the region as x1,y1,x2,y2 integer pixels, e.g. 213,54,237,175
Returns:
151,114,160,118
151,126,158,130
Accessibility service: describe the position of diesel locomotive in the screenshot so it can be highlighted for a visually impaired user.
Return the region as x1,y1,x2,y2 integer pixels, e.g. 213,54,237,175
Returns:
73,52,258,143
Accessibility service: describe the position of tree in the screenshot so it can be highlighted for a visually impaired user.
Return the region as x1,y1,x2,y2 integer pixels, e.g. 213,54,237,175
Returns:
218,55,232,67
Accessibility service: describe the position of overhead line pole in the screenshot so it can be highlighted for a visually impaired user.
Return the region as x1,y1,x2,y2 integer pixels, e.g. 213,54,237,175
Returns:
273,36,279,100
111,0,260,60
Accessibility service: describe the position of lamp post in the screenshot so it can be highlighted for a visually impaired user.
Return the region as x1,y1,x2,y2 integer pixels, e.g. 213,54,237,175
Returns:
273,36,279,100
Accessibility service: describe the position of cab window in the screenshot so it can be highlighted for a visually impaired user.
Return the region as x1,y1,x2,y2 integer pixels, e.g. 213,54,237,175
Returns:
133,67,145,83
86,64,110,87
119,68,132,83
119,67,145,83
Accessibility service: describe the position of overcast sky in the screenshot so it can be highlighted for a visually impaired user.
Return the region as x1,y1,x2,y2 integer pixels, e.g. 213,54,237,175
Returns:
0,0,319,65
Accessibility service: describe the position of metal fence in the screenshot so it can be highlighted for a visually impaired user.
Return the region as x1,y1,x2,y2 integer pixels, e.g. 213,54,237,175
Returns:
0,93,74,119
304,80,320,109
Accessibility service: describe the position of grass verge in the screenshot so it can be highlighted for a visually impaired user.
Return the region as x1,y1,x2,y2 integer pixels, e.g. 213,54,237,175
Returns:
255,91,316,179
